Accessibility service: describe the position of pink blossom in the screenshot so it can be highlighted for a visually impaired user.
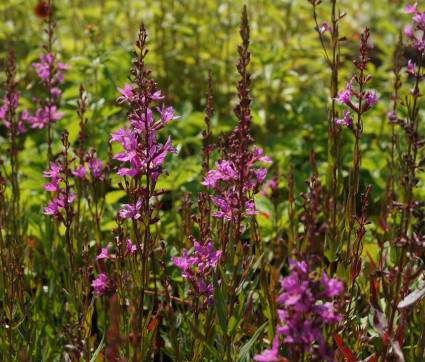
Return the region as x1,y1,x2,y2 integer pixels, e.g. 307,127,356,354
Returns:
116,83,136,104
72,164,88,179
335,109,354,127
119,198,143,219
96,242,114,261
28,106,64,129
91,273,115,297
253,336,281,361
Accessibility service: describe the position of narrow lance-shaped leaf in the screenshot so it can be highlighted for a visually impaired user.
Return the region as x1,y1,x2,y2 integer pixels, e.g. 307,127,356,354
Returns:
398,286,425,309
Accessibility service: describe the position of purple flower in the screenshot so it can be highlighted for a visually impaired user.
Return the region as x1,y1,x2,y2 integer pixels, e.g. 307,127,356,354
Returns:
405,1,418,13
201,160,238,188
314,302,342,324
320,272,344,297
319,22,333,35
245,199,260,215
211,195,234,221
191,241,222,271
151,90,165,101
28,106,64,129
129,108,154,129
91,273,115,297
43,176,61,192
197,278,218,306
110,124,133,144
408,59,417,73
253,336,281,361
126,239,138,254
43,193,76,216
43,199,61,216
0,96,28,136
31,53,52,80
51,87,62,99
252,145,273,164
72,164,88,179
288,258,308,274
364,90,379,107
334,77,354,105
404,23,415,40
335,109,354,127
116,83,136,104
32,52,69,81
277,275,312,310
43,162,62,179
261,259,343,360
96,242,114,261
88,158,105,180
156,104,181,123
171,249,195,280
211,195,259,221
387,110,397,124
119,198,143,219
404,3,425,51
335,89,351,104
254,167,267,184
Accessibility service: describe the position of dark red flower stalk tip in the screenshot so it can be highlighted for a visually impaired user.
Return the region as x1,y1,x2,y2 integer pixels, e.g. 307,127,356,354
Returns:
34,2,51,18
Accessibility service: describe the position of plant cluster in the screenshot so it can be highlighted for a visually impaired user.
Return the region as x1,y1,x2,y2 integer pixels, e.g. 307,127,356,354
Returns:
1,0,425,361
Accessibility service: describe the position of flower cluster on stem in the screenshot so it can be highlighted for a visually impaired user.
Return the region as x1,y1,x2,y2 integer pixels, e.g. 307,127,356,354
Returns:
254,259,343,361
333,27,379,132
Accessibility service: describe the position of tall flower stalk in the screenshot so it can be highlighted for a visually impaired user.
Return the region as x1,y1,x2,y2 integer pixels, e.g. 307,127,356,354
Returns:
1,50,28,245
29,0,68,161
109,23,178,359
334,28,379,263
200,6,272,359
379,3,425,360
309,0,346,253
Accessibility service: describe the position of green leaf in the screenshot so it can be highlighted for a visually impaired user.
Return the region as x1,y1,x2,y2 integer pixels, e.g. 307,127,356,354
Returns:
213,272,227,335
227,315,239,336
105,190,126,205
236,253,264,295
236,322,268,362
89,330,105,362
